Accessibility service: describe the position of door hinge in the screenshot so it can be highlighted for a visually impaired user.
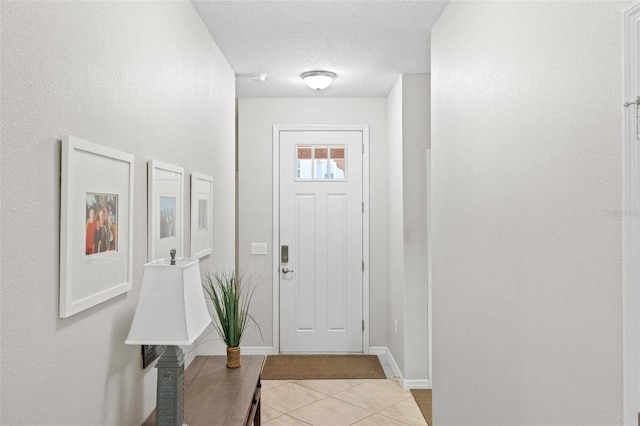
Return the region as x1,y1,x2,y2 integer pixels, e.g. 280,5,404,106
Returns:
362,320,365,331
362,261,364,272
362,143,364,154
362,202,364,213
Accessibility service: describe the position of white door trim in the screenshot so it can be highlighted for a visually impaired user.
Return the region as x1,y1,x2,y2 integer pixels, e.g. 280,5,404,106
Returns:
426,148,433,386
272,124,370,354
623,4,640,425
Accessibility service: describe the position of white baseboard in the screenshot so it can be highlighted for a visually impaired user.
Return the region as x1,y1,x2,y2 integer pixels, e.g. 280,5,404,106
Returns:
369,346,402,379
369,346,432,390
403,379,431,389
240,346,274,355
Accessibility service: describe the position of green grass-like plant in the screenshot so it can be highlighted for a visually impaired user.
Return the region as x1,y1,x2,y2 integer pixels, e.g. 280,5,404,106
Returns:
203,271,261,348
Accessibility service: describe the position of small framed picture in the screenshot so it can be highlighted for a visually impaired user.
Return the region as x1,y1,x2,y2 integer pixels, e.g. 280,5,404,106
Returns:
60,136,134,318
142,345,165,369
190,173,213,258
148,160,184,262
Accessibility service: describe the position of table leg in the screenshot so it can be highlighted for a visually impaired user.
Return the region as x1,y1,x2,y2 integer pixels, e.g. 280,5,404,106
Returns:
255,398,261,426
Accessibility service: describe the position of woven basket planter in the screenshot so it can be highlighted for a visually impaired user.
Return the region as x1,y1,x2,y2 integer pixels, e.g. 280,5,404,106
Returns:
226,346,241,368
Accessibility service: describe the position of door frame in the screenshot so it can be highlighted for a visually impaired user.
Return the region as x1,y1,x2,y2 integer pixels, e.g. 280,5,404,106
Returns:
272,124,370,354
623,3,640,425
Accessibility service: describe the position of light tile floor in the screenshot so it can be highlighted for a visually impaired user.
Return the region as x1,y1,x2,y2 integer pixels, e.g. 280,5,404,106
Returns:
260,356,428,426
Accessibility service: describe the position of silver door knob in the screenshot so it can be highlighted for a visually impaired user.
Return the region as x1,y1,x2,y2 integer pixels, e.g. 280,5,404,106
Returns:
282,267,294,274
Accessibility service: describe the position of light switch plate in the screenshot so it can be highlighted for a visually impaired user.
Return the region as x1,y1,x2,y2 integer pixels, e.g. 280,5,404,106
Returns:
251,243,268,255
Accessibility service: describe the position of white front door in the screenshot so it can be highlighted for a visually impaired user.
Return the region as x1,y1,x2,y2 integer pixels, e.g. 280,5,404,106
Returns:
279,130,363,352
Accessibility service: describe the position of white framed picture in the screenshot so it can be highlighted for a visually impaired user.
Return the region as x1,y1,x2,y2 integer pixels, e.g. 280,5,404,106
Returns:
148,160,184,262
60,135,134,318
190,173,213,258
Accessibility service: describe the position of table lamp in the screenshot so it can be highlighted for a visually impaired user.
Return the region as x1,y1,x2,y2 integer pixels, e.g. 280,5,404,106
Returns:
125,251,211,426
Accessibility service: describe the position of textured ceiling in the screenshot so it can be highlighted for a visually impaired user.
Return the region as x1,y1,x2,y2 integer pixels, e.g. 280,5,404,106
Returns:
192,1,449,98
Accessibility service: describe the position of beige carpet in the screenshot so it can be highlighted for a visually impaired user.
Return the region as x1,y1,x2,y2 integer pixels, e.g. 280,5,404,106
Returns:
410,389,432,426
261,354,386,380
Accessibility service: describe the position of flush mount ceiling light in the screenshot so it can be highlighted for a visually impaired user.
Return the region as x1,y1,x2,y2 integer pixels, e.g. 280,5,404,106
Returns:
301,70,336,90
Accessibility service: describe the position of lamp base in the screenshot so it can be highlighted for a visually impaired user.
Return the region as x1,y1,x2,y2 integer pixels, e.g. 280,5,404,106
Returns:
155,345,185,426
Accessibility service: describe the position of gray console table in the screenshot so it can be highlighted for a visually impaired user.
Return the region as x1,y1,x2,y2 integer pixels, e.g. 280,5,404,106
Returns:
143,355,265,426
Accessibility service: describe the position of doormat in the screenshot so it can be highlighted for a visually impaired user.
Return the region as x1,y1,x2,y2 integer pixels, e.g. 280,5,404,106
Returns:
261,354,386,380
410,389,432,426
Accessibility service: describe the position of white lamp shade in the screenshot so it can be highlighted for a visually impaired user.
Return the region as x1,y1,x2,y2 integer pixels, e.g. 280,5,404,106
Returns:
125,258,211,346
301,71,336,90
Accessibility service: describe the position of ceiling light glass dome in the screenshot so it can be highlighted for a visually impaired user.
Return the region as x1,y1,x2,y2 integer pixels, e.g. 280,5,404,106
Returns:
301,71,336,90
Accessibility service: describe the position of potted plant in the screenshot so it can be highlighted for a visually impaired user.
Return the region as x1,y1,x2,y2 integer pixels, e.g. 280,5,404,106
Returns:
203,271,261,368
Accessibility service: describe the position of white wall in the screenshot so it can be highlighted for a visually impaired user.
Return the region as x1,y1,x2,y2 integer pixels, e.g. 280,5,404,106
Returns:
1,2,236,424
386,75,430,382
401,74,430,382
387,79,406,372
431,2,627,424
237,98,388,349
